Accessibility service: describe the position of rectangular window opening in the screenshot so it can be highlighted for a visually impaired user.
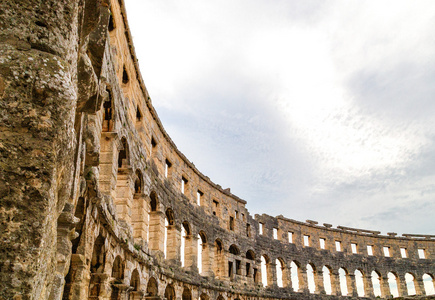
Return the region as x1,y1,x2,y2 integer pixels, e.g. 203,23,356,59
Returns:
303,235,310,247
367,245,374,256
335,241,342,252
383,246,390,257
165,159,172,178
228,261,233,278
288,232,293,243
196,190,203,205
136,105,142,121
400,248,407,258
246,262,251,276
181,177,188,194
273,228,278,239
351,243,358,254
212,200,219,216
235,210,239,219
418,249,425,259
246,224,251,237
319,238,326,249
229,216,234,231
236,260,241,275
259,223,263,235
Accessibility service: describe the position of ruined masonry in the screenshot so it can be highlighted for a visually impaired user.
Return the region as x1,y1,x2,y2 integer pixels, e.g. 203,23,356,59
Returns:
0,1,434,300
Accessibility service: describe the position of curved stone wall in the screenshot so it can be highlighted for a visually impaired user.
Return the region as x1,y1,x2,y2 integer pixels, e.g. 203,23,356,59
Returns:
0,0,434,299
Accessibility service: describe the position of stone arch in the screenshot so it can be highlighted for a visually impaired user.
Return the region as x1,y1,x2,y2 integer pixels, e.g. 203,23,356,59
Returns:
164,284,175,300
147,277,158,297
246,250,255,260
229,244,240,255
182,286,192,300
88,234,106,298
130,269,140,291
338,267,349,296
354,269,365,297
388,271,399,297
423,273,435,295
198,231,208,274
134,169,142,194
276,257,286,288
214,239,224,277
260,254,270,287
322,265,333,295
117,137,129,169
371,270,382,297
150,191,158,212
405,272,416,296
306,263,316,293
111,255,124,282
290,260,301,292
199,293,209,300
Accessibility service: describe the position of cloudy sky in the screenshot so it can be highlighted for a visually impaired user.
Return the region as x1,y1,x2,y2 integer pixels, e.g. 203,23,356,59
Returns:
124,0,435,235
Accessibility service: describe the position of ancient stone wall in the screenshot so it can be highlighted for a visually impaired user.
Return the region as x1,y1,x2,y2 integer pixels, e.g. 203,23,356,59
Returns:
0,0,434,299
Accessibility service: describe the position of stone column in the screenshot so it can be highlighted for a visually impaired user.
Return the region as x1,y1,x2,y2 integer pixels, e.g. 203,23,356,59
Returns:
200,243,211,276
414,278,425,296
330,271,341,296
166,224,181,262
397,274,407,297
114,168,133,226
148,211,165,254
314,270,325,294
299,265,309,293
185,235,198,272
363,273,375,298
269,260,277,287
381,276,391,298
99,132,119,194
346,273,357,296
132,194,149,243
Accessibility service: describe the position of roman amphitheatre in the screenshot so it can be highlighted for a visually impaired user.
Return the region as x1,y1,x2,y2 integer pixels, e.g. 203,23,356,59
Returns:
0,0,434,299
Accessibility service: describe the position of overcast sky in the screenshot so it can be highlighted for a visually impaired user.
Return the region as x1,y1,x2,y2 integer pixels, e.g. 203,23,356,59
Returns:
124,0,435,235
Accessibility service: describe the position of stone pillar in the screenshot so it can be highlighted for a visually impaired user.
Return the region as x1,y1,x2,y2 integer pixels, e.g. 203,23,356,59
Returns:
363,274,375,298
284,263,292,290
299,266,309,293
414,278,425,296
185,235,198,271
114,168,133,226
314,270,325,294
62,254,88,300
270,260,277,287
330,271,341,296
132,194,149,243
99,132,119,194
166,224,181,262
148,211,165,254
201,244,211,276
381,276,391,298
397,274,407,297
347,273,357,297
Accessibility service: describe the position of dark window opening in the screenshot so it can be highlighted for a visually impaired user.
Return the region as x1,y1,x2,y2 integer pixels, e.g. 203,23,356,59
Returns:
246,262,251,276
212,200,219,216
118,138,128,168
236,260,241,275
122,66,129,84
108,13,115,32
253,268,258,283
102,89,113,132
150,192,157,211
229,216,234,231
246,224,251,237
228,261,233,278
136,105,142,121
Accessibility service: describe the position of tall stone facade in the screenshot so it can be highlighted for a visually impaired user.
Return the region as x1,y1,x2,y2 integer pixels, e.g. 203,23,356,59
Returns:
0,1,434,299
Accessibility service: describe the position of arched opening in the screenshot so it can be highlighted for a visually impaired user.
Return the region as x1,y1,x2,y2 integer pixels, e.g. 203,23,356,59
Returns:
102,88,113,132
110,256,124,300
117,137,128,169
181,221,190,267
214,239,224,277
200,293,209,300
147,277,158,297
423,274,435,295
388,272,399,298
355,269,365,297
122,65,129,84
307,264,316,293
261,255,269,287
164,284,175,300
371,271,382,297
130,269,140,291
322,266,332,295
339,268,348,296
229,244,240,255
245,250,255,278
134,170,142,194
150,191,158,212
198,231,207,274
89,234,106,298
290,261,300,292
276,258,284,288
182,287,192,300
405,273,416,296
